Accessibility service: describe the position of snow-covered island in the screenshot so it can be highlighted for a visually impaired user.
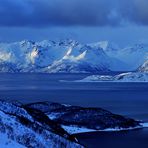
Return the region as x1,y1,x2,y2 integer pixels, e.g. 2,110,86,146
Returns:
74,60,148,82
75,72,148,82
0,100,146,147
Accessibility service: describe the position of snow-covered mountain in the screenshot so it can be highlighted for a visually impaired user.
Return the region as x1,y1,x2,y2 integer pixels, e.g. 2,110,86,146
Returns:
0,39,119,73
98,42,148,71
0,39,147,73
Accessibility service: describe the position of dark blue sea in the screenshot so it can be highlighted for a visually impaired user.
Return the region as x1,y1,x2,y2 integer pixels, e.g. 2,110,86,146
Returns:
0,73,148,148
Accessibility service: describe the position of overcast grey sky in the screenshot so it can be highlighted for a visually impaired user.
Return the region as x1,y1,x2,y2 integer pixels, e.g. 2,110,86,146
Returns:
0,0,148,46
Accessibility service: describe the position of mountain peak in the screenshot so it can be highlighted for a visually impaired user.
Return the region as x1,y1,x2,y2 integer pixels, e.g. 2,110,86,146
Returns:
97,41,109,50
139,60,148,72
20,40,35,46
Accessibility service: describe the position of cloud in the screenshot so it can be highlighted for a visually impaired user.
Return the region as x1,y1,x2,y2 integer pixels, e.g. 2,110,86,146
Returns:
120,0,148,25
0,0,148,27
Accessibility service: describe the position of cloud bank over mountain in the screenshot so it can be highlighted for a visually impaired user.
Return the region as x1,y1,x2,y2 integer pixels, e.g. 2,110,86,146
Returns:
0,0,148,27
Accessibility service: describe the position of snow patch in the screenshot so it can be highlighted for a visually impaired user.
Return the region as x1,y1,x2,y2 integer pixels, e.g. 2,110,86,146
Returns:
62,125,142,134
140,122,148,128
62,125,97,134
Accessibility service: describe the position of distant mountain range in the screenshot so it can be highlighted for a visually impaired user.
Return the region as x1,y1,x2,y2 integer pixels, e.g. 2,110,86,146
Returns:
0,39,147,73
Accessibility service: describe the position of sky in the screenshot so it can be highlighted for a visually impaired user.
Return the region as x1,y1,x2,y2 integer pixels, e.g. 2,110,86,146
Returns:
0,0,148,47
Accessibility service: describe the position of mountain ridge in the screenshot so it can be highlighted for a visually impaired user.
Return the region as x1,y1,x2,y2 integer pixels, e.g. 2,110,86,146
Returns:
0,39,147,73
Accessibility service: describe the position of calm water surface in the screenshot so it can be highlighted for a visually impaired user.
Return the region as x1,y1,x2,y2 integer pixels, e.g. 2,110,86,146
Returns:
0,73,148,148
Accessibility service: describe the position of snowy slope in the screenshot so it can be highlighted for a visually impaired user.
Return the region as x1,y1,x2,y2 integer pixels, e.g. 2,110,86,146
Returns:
139,60,148,72
46,44,112,73
0,133,25,148
0,100,82,148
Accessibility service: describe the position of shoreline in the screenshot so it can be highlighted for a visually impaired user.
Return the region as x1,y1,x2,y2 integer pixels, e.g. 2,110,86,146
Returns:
62,123,148,135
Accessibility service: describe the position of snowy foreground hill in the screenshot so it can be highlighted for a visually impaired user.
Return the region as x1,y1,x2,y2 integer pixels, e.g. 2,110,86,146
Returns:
0,100,82,148
26,102,141,134
0,39,147,73
0,100,142,147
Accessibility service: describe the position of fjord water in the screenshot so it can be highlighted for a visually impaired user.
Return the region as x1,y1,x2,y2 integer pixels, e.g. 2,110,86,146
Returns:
0,73,148,148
